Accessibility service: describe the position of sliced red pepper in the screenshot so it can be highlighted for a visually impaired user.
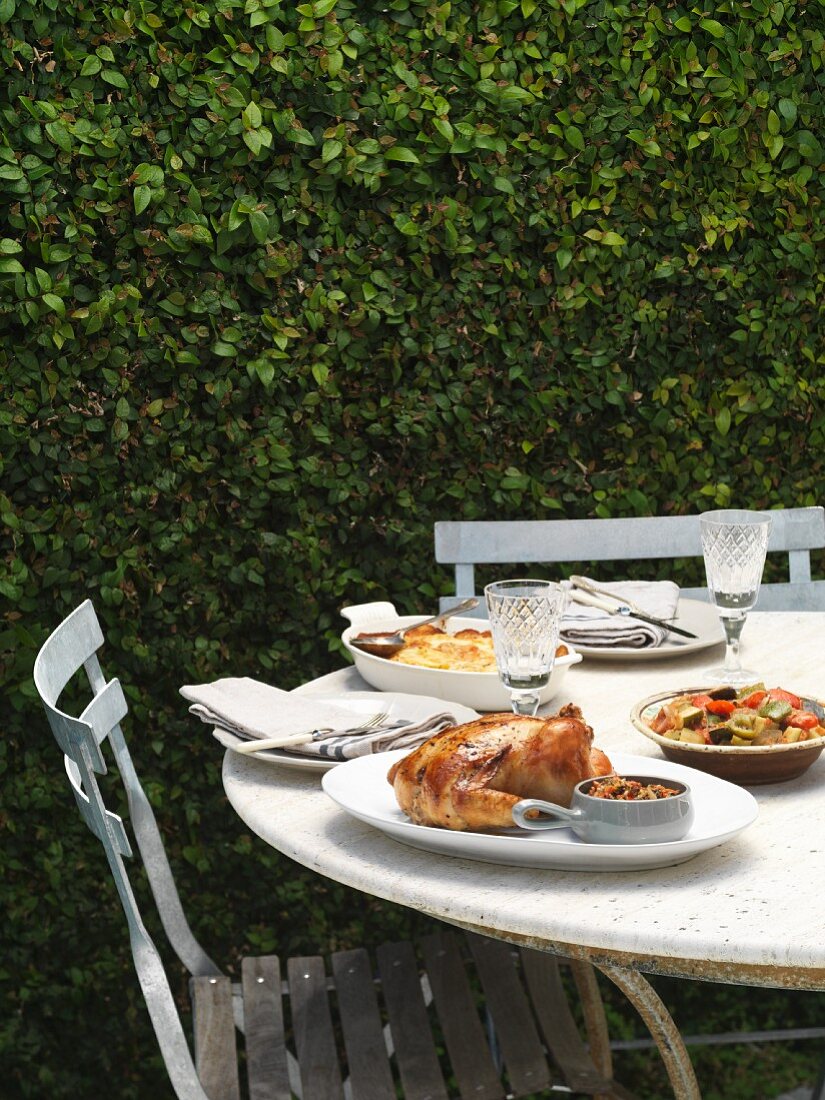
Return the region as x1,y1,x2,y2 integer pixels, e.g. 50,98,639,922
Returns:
787,710,821,731
649,710,672,734
740,690,767,709
691,694,714,709
766,688,802,709
706,699,736,717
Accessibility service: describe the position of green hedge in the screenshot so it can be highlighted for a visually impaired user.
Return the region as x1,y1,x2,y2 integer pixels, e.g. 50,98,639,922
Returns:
2,0,824,1095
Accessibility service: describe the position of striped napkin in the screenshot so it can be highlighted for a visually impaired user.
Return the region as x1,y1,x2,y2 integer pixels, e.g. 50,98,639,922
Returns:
560,579,681,649
180,677,457,760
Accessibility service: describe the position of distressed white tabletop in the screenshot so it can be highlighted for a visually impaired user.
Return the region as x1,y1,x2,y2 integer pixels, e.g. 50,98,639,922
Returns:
222,612,825,990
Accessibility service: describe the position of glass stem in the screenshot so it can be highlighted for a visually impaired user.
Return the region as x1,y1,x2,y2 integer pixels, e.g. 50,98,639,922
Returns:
721,614,747,676
510,689,541,716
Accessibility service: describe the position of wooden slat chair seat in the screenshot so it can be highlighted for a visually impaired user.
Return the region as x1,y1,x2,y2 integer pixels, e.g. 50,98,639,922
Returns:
435,507,825,614
35,600,642,1100
193,935,636,1100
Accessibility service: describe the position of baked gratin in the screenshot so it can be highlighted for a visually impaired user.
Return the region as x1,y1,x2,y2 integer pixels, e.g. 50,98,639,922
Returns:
381,623,568,673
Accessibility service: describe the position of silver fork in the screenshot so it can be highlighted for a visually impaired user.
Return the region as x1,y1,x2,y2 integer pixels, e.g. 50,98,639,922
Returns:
232,711,390,754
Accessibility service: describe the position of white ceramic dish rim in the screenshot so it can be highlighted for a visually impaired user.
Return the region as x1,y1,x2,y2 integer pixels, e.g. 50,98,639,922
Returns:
322,750,759,870
632,687,825,756
213,691,480,772
341,613,582,680
565,598,725,661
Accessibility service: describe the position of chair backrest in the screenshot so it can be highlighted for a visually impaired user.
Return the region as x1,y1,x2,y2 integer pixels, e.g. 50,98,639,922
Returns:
435,507,825,614
34,600,217,1100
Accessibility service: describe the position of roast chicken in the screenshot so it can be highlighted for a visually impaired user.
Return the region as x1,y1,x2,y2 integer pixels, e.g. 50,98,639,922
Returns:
387,704,612,831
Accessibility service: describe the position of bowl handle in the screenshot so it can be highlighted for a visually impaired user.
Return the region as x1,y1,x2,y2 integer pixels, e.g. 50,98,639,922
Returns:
512,799,583,831
340,601,399,628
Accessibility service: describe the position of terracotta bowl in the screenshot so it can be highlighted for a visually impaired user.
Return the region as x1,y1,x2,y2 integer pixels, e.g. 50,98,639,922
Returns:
631,687,825,785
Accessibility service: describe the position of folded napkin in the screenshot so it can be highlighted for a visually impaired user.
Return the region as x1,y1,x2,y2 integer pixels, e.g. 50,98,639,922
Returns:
560,579,681,649
180,677,457,760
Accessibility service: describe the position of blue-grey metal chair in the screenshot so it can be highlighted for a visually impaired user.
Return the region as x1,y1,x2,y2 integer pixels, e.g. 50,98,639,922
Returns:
435,507,825,614
35,599,645,1100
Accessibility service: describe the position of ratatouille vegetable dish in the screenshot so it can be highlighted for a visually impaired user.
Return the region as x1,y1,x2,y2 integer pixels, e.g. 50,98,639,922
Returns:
648,684,825,746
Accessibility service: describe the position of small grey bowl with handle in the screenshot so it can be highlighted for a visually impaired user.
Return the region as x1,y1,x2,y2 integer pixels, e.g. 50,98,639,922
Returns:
512,775,694,844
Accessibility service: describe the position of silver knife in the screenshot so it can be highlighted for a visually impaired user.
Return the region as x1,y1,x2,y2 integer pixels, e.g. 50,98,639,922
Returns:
568,577,698,639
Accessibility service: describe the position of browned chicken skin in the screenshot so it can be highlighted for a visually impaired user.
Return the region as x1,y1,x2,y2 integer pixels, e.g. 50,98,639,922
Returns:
387,704,612,831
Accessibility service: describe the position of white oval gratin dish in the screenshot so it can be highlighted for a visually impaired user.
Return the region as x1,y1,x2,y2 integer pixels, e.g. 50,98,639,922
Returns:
340,601,582,712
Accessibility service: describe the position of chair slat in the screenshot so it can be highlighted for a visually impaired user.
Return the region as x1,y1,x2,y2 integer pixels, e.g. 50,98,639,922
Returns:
376,940,449,1100
753,580,825,611
331,947,397,1100
421,932,504,1100
64,754,132,856
79,676,128,745
436,510,825,565
192,975,241,1100
435,516,706,564
287,955,345,1100
242,956,291,1100
33,599,103,706
520,949,623,1096
466,934,551,1096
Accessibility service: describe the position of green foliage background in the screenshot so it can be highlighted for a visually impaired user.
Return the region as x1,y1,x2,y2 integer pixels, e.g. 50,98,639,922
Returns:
2,0,824,1095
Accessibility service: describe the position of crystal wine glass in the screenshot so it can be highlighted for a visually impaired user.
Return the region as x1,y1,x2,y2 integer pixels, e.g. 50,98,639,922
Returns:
700,509,772,686
484,579,568,716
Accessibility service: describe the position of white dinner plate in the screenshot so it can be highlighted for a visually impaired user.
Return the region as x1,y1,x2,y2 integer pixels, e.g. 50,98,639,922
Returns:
322,750,758,870
565,598,726,661
214,692,479,773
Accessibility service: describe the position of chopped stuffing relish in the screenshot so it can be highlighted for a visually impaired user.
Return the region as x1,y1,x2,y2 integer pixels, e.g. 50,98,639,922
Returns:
587,777,681,801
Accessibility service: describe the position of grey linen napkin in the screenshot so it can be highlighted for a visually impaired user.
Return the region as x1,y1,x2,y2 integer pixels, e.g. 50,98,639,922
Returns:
180,677,457,760
560,579,681,649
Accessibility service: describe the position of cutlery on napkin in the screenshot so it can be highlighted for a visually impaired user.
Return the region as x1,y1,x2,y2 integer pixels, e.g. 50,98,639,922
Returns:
180,677,458,760
561,577,687,648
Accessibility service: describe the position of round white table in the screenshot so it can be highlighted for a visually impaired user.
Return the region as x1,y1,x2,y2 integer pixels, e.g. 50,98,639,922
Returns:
222,611,825,1097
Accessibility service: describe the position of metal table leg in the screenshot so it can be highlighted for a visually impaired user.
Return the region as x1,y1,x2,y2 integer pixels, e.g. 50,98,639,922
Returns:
597,962,702,1100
